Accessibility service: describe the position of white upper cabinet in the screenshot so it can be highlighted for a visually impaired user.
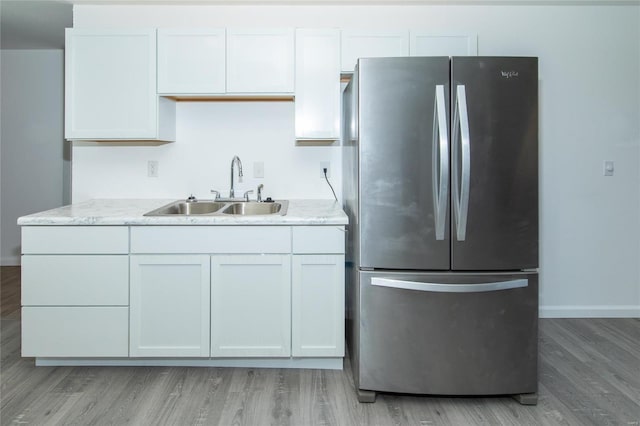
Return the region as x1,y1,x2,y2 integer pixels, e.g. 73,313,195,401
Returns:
226,28,295,93
410,33,478,56
295,29,341,140
157,28,226,94
341,30,410,72
65,28,175,141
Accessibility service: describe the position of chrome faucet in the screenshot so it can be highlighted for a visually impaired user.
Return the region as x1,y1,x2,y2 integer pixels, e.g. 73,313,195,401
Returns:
229,155,243,199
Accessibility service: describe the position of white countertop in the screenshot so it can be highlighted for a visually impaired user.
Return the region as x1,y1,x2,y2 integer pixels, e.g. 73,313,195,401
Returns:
17,199,348,226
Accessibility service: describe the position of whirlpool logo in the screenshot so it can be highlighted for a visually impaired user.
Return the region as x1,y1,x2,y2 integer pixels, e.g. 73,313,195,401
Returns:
501,71,519,78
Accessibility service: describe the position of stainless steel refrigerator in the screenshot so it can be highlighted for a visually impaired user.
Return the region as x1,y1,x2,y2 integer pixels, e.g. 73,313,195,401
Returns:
342,56,539,404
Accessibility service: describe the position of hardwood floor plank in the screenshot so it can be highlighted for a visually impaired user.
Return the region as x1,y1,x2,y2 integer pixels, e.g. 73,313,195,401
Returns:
585,318,640,358
543,319,640,402
270,369,298,426
540,321,640,425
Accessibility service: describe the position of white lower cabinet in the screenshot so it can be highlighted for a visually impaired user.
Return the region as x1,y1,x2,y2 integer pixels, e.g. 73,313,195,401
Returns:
211,255,291,357
129,255,211,357
292,255,345,357
21,226,130,358
22,307,129,357
22,224,345,365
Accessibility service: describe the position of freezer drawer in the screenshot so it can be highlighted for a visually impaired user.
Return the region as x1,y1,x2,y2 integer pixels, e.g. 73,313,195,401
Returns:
357,271,538,396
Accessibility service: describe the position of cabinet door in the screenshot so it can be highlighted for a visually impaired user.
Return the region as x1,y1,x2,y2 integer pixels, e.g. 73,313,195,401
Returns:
341,30,409,72
226,28,294,93
157,28,226,94
295,29,341,140
130,255,210,357
409,33,477,56
65,28,158,139
211,255,291,357
292,255,345,357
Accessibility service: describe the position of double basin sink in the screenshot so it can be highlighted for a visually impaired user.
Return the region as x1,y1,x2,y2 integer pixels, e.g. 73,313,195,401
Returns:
144,199,288,216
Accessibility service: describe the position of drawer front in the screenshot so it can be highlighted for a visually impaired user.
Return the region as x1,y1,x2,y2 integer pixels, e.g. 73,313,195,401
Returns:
131,226,291,254
22,307,129,357
22,226,129,254
292,226,345,254
358,271,538,395
22,255,129,306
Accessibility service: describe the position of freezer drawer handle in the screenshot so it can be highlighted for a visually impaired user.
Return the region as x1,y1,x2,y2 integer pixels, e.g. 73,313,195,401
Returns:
452,85,471,241
432,85,449,241
371,277,528,293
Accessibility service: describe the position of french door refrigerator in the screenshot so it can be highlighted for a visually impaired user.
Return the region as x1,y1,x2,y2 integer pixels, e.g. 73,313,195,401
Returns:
342,56,538,404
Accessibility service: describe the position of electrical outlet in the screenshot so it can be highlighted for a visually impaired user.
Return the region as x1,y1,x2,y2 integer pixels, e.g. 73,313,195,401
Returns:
254,161,265,178
603,160,614,176
148,160,159,177
320,161,331,178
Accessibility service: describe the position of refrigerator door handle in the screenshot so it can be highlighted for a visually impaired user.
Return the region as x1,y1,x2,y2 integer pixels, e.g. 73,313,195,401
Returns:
371,277,528,293
432,85,449,240
452,85,471,241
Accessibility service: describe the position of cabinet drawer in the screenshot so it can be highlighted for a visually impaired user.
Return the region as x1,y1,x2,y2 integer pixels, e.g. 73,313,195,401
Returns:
131,226,291,254
22,255,129,306
292,226,345,254
22,307,129,357
22,226,129,254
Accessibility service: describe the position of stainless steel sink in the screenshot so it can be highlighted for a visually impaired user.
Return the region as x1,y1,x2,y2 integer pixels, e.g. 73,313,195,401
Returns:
144,200,288,216
220,202,284,216
144,201,227,216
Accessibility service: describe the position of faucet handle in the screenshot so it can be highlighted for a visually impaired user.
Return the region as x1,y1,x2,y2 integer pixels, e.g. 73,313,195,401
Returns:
243,190,254,202
210,189,220,200
257,184,264,202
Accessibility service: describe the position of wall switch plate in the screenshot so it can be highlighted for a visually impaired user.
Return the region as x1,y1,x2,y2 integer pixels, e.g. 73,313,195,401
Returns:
147,160,159,177
254,161,264,178
603,160,614,176
320,161,330,178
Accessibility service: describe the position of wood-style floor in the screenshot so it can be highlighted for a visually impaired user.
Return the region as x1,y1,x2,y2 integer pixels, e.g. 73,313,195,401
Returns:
1,266,639,425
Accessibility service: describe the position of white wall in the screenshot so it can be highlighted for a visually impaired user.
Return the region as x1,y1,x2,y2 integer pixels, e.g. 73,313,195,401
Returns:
1,50,67,265
73,102,341,202
72,3,640,317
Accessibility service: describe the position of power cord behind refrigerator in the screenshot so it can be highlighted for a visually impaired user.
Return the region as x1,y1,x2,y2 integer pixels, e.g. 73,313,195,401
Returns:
323,168,338,202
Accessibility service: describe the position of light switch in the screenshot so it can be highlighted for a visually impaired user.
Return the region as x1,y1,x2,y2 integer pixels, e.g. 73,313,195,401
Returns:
254,161,264,178
603,160,614,177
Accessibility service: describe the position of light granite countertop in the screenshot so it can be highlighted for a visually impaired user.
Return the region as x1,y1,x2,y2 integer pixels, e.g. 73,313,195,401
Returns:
17,199,348,226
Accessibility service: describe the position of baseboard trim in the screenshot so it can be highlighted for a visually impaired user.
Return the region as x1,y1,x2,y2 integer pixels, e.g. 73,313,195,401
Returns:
540,305,640,318
1,256,20,266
